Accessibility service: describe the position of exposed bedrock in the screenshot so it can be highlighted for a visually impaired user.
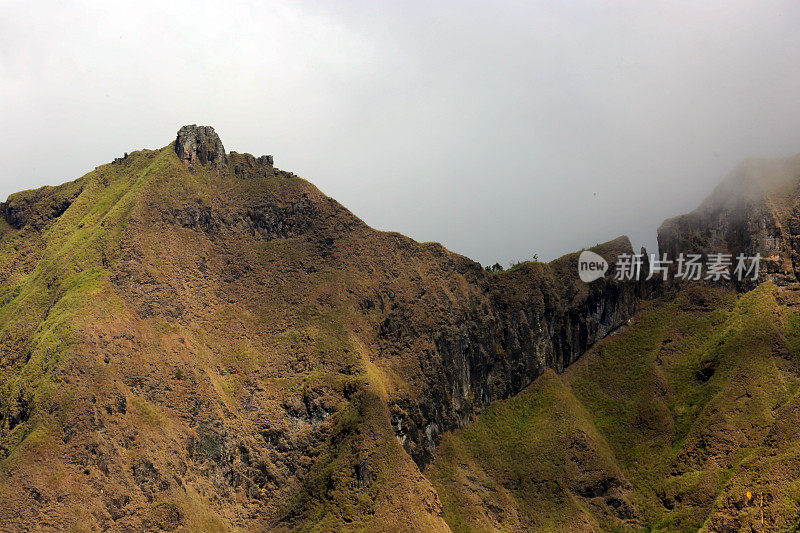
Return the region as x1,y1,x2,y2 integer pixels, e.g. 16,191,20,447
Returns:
387,237,647,467
658,154,800,287
175,124,227,166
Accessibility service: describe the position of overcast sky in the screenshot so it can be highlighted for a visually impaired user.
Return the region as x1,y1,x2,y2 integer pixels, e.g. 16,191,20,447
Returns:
2,1,800,265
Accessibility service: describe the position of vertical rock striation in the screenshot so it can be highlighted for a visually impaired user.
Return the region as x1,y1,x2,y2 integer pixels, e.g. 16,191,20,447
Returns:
386,237,648,467
175,124,227,166
657,154,800,287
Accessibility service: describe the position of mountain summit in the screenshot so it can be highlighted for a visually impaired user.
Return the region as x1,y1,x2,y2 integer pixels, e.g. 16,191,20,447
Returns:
659,153,800,287
5,127,800,531
0,126,642,530
175,125,228,167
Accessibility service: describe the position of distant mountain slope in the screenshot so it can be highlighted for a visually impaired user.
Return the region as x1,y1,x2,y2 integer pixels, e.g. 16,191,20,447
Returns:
658,153,800,287
429,283,800,531
0,126,641,531
430,151,800,532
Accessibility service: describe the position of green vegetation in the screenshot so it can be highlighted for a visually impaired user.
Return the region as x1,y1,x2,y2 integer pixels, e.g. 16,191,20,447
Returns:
483,253,540,273
431,370,626,531
7,133,796,532
430,283,800,531
484,262,505,273
282,394,373,530
0,148,173,464
130,395,167,427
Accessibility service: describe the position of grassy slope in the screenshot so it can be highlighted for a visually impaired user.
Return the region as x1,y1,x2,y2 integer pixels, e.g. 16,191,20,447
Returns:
9,141,797,531
429,283,800,531
0,146,453,531
0,148,239,530
429,370,630,531
0,148,160,458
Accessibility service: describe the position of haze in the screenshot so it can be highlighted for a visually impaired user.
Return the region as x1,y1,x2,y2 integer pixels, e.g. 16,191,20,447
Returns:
2,1,800,266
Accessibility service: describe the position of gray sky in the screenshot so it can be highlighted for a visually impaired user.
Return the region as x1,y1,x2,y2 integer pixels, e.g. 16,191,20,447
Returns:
2,1,800,266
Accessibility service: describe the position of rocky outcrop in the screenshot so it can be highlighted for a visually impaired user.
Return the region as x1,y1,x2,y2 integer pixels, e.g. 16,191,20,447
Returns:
160,197,315,240
387,237,648,466
658,154,800,288
0,126,651,531
175,125,227,166
0,183,82,230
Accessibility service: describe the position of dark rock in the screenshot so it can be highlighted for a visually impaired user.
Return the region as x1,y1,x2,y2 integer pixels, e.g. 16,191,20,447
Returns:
1,186,81,230
159,196,315,241
388,236,648,467
695,360,716,382
355,461,372,489
175,125,226,167
7,392,30,431
658,155,800,288
575,476,617,498
132,458,169,502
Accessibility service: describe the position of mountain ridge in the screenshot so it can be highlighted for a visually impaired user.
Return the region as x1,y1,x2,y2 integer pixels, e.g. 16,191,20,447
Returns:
0,126,645,531
658,152,800,288
427,149,800,531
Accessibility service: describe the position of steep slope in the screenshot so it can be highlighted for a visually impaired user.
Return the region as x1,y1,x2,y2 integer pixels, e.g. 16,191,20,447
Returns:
428,150,800,532
658,153,800,287
429,282,800,531
0,126,642,531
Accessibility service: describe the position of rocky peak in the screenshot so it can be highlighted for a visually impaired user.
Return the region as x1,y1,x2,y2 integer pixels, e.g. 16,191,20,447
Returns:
657,154,800,287
175,125,226,166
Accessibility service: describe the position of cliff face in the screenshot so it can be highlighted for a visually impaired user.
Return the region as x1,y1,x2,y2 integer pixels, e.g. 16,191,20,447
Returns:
387,238,644,467
420,150,800,532
657,154,800,287
175,124,228,167
429,282,800,532
0,126,643,531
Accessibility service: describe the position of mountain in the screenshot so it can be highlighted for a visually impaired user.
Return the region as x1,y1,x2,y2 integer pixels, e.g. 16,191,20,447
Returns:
430,282,800,531
658,153,800,288
0,126,644,531
427,153,800,531
8,126,799,532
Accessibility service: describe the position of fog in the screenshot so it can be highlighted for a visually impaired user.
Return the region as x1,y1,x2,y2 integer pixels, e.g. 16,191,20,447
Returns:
2,1,800,266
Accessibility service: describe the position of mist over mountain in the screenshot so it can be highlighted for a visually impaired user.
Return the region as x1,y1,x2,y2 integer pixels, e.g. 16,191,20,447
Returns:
4,2,800,266
5,2,800,532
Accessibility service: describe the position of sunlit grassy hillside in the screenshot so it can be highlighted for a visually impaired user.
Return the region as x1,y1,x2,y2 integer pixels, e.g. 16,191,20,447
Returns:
430,283,800,531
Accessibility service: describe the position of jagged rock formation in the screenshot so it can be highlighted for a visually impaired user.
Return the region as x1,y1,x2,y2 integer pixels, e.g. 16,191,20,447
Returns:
175,124,227,166
416,149,800,531
0,126,644,531
658,153,800,286
388,237,645,466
